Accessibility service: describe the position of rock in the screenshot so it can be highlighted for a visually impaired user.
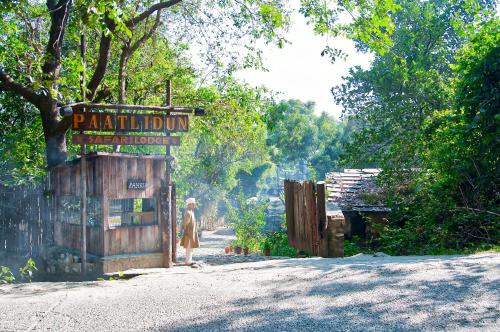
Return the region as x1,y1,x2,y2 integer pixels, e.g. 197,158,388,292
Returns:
373,252,389,257
71,263,81,273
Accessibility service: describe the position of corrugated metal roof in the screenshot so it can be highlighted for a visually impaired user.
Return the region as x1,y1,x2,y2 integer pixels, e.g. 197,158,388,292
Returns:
325,169,391,212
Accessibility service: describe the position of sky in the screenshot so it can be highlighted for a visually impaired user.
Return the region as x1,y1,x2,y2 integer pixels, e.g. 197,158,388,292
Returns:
236,9,373,119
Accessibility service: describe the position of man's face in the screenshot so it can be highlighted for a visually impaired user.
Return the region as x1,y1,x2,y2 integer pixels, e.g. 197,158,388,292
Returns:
188,203,195,210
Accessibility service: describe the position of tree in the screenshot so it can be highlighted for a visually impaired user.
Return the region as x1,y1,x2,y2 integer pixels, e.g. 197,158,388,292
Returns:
0,0,289,167
173,78,271,222
265,100,346,180
266,99,319,165
318,0,498,252
309,112,345,180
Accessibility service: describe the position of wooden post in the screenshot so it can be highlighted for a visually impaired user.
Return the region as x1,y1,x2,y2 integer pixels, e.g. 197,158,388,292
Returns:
80,35,87,276
284,180,294,247
316,181,328,257
327,215,345,258
162,80,173,268
171,183,177,263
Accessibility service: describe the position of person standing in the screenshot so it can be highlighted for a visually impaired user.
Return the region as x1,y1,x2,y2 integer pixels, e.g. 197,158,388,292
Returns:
180,197,199,265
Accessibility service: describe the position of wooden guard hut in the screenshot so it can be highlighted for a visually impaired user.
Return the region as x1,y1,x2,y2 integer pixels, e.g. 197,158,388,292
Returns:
49,152,175,273
325,169,390,239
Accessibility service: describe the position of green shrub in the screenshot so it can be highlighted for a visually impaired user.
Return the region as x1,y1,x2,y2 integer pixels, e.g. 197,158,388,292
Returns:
227,192,267,252
1,258,37,284
259,231,296,257
344,236,364,257
0,266,15,284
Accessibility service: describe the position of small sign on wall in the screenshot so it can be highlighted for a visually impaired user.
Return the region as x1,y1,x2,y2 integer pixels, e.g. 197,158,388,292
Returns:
127,179,146,190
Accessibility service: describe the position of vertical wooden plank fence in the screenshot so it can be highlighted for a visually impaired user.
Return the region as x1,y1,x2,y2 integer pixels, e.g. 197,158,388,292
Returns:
284,180,344,257
0,185,53,258
284,180,322,256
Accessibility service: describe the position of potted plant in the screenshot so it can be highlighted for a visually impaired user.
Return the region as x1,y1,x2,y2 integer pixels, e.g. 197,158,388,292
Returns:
260,235,273,256
224,246,231,254
235,246,242,255
229,240,238,254
243,247,250,255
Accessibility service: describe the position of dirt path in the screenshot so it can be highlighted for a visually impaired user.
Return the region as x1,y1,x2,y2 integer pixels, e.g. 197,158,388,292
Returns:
176,227,285,266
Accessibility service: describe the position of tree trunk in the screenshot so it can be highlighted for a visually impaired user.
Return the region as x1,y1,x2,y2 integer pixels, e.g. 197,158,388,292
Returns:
40,102,69,167
45,132,68,167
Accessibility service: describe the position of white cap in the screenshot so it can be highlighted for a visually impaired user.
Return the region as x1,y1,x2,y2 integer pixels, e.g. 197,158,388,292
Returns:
185,197,196,205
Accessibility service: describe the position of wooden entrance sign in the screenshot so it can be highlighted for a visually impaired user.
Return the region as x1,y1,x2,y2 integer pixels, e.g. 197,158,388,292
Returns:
72,112,189,133
72,134,180,146
66,78,204,270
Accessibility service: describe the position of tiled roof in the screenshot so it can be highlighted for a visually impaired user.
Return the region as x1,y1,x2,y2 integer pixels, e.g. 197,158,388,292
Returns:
325,169,390,212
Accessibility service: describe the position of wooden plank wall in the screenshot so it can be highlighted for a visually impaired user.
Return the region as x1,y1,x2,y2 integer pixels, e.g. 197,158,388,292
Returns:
54,223,103,255
50,155,167,257
0,185,53,257
105,225,161,255
50,157,102,196
103,156,164,256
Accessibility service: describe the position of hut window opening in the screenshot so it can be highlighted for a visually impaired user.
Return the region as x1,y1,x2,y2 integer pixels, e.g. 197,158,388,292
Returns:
108,198,157,228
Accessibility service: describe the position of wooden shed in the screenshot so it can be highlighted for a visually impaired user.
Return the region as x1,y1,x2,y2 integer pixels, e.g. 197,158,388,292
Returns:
325,169,390,240
49,152,174,273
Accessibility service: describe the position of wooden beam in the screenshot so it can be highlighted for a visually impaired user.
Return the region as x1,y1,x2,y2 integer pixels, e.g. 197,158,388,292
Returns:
61,102,204,115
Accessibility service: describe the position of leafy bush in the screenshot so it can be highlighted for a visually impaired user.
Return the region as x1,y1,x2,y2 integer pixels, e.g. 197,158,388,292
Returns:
0,266,15,284
19,258,37,282
227,193,267,252
0,258,37,284
259,231,296,257
344,236,364,257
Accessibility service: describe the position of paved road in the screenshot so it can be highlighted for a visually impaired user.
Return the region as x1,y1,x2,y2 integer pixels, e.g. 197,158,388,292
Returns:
1,237,499,331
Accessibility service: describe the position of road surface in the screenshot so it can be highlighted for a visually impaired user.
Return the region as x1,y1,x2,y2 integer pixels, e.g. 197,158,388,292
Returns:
0,230,498,331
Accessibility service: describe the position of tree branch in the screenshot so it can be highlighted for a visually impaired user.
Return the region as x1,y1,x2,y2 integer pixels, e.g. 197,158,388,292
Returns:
87,14,117,101
126,0,182,27
42,0,72,93
0,69,44,109
87,33,111,100
119,11,162,103
130,11,161,53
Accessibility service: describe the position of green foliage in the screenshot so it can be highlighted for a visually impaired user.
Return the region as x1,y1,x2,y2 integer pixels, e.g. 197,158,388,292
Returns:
173,79,271,217
0,95,46,184
332,0,498,254
265,100,346,180
259,231,296,257
0,258,37,284
227,192,267,251
300,0,402,54
0,0,290,178
0,265,15,284
344,236,364,257
19,257,37,282
266,100,319,164
233,163,272,197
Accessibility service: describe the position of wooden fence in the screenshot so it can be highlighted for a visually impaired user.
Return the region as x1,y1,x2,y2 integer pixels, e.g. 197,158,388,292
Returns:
0,184,53,258
284,180,343,257
284,180,320,256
